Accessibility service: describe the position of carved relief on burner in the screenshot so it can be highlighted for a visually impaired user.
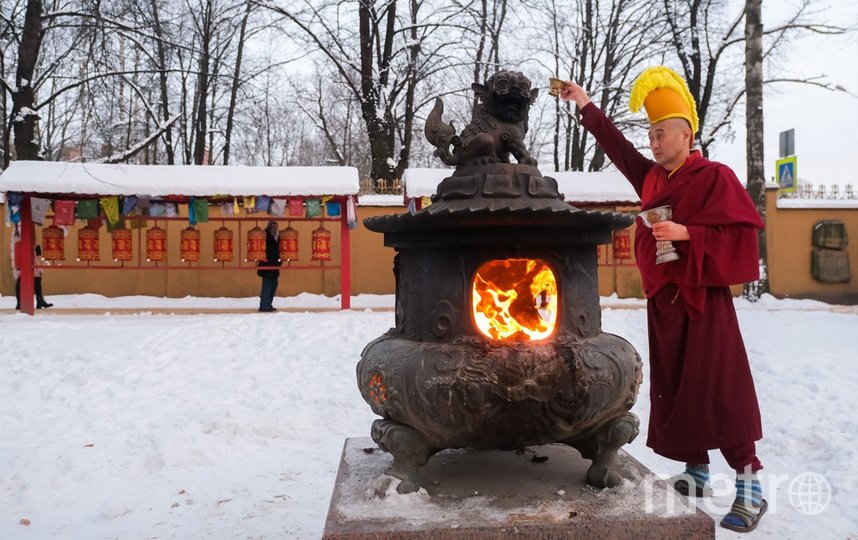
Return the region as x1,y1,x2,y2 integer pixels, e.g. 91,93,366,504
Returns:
482,174,524,198
527,175,562,198
358,334,641,458
437,175,478,199
430,300,460,339
367,372,388,405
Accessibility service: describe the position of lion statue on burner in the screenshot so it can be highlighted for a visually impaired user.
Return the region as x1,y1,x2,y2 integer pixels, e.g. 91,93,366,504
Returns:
425,70,539,167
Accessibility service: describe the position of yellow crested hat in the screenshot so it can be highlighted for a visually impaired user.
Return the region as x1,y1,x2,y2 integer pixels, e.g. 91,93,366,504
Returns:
629,66,699,134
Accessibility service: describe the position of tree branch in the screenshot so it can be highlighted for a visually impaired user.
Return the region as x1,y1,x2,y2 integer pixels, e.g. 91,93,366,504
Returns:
94,114,182,164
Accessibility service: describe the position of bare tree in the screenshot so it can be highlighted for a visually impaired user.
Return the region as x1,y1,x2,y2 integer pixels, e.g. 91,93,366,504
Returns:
658,0,844,299
293,74,364,168
1,0,194,164
149,0,178,164
256,0,464,188
521,0,661,171
190,0,213,164
222,0,252,165
661,0,845,156
5,0,44,160
464,0,508,114
743,0,766,301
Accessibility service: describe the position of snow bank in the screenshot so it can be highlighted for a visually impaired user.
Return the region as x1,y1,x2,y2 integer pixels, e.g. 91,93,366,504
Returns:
0,295,856,538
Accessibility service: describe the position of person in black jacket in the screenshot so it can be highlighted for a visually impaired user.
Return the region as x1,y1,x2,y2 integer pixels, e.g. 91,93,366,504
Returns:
257,221,282,312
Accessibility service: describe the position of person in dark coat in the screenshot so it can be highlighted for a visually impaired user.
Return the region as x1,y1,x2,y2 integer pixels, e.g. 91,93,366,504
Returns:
560,66,767,533
257,221,281,312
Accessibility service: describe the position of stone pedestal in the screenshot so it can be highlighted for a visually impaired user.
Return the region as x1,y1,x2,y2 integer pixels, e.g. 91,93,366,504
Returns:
323,437,714,539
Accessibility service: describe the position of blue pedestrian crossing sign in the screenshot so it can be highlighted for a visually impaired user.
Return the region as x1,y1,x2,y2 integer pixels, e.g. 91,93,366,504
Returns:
776,156,797,193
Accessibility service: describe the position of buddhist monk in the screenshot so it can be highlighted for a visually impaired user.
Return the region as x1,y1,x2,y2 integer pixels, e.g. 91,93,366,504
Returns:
559,66,766,533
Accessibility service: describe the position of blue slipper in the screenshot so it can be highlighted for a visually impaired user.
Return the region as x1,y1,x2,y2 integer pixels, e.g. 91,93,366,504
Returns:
720,498,767,533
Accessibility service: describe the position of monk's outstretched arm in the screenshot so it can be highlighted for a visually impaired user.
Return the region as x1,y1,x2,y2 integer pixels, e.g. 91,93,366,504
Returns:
579,103,654,196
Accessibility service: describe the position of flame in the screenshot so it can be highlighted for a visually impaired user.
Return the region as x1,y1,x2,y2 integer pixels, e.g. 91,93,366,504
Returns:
472,259,558,341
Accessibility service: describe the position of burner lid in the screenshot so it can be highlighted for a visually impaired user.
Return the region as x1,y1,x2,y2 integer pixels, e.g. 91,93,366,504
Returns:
365,164,634,234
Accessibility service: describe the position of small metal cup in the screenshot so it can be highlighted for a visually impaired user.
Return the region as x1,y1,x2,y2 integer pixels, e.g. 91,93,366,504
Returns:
637,205,681,264
548,77,565,97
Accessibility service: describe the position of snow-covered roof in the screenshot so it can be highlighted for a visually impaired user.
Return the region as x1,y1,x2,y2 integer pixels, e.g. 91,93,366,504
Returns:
0,161,360,198
551,170,639,204
402,168,451,198
357,194,405,207
402,168,639,204
776,198,858,209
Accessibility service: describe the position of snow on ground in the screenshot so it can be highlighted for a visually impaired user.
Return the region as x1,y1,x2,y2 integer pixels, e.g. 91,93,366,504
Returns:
0,291,396,311
1,293,856,539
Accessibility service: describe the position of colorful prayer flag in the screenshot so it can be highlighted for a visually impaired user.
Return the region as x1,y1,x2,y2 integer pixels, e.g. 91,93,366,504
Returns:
30,197,51,225
101,197,120,226
75,199,99,220
53,200,75,225
288,198,305,217
306,198,322,217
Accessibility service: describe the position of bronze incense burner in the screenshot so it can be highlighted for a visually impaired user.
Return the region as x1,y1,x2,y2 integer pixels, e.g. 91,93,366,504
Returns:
358,70,642,494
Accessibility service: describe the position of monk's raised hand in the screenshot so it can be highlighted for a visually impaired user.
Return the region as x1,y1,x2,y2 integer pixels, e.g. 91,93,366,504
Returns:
559,80,591,109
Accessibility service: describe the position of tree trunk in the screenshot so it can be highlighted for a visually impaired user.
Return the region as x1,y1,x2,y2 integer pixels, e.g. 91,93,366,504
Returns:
192,0,213,165
207,52,219,164
12,0,44,161
549,0,560,171
471,0,488,115
392,0,421,180
1,48,10,168
223,1,251,166
151,0,176,164
743,0,768,300
358,0,399,188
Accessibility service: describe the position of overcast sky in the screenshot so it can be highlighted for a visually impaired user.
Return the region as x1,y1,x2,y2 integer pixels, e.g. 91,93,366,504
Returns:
713,2,858,188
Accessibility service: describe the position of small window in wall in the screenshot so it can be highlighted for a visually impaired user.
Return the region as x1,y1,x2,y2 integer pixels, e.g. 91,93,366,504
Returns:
811,221,850,283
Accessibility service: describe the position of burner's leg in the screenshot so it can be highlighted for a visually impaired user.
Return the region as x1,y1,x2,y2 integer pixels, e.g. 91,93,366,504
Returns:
371,419,438,494
564,412,640,488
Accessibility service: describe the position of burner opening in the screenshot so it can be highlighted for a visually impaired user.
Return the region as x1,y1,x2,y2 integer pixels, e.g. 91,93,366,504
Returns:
471,258,558,341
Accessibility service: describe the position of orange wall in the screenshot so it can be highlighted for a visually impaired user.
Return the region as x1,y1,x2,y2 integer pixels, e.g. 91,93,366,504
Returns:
766,187,858,303
2,205,346,299
3,193,856,303
350,206,398,294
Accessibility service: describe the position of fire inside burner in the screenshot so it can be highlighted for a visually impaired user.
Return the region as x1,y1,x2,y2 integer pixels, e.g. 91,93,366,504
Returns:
472,259,558,341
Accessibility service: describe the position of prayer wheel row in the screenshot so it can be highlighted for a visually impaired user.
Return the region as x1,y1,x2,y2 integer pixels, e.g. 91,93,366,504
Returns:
246,224,332,262
40,223,335,263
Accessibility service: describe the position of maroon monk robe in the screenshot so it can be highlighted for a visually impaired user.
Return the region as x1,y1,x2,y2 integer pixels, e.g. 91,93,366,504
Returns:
580,103,764,457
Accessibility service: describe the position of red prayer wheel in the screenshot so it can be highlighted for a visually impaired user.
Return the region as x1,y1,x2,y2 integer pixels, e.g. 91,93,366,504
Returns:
146,225,167,262
213,226,234,262
111,228,133,262
77,226,100,262
247,226,266,261
279,226,299,261
311,224,332,262
612,229,632,260
42,224,65,261
180,226,201,262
